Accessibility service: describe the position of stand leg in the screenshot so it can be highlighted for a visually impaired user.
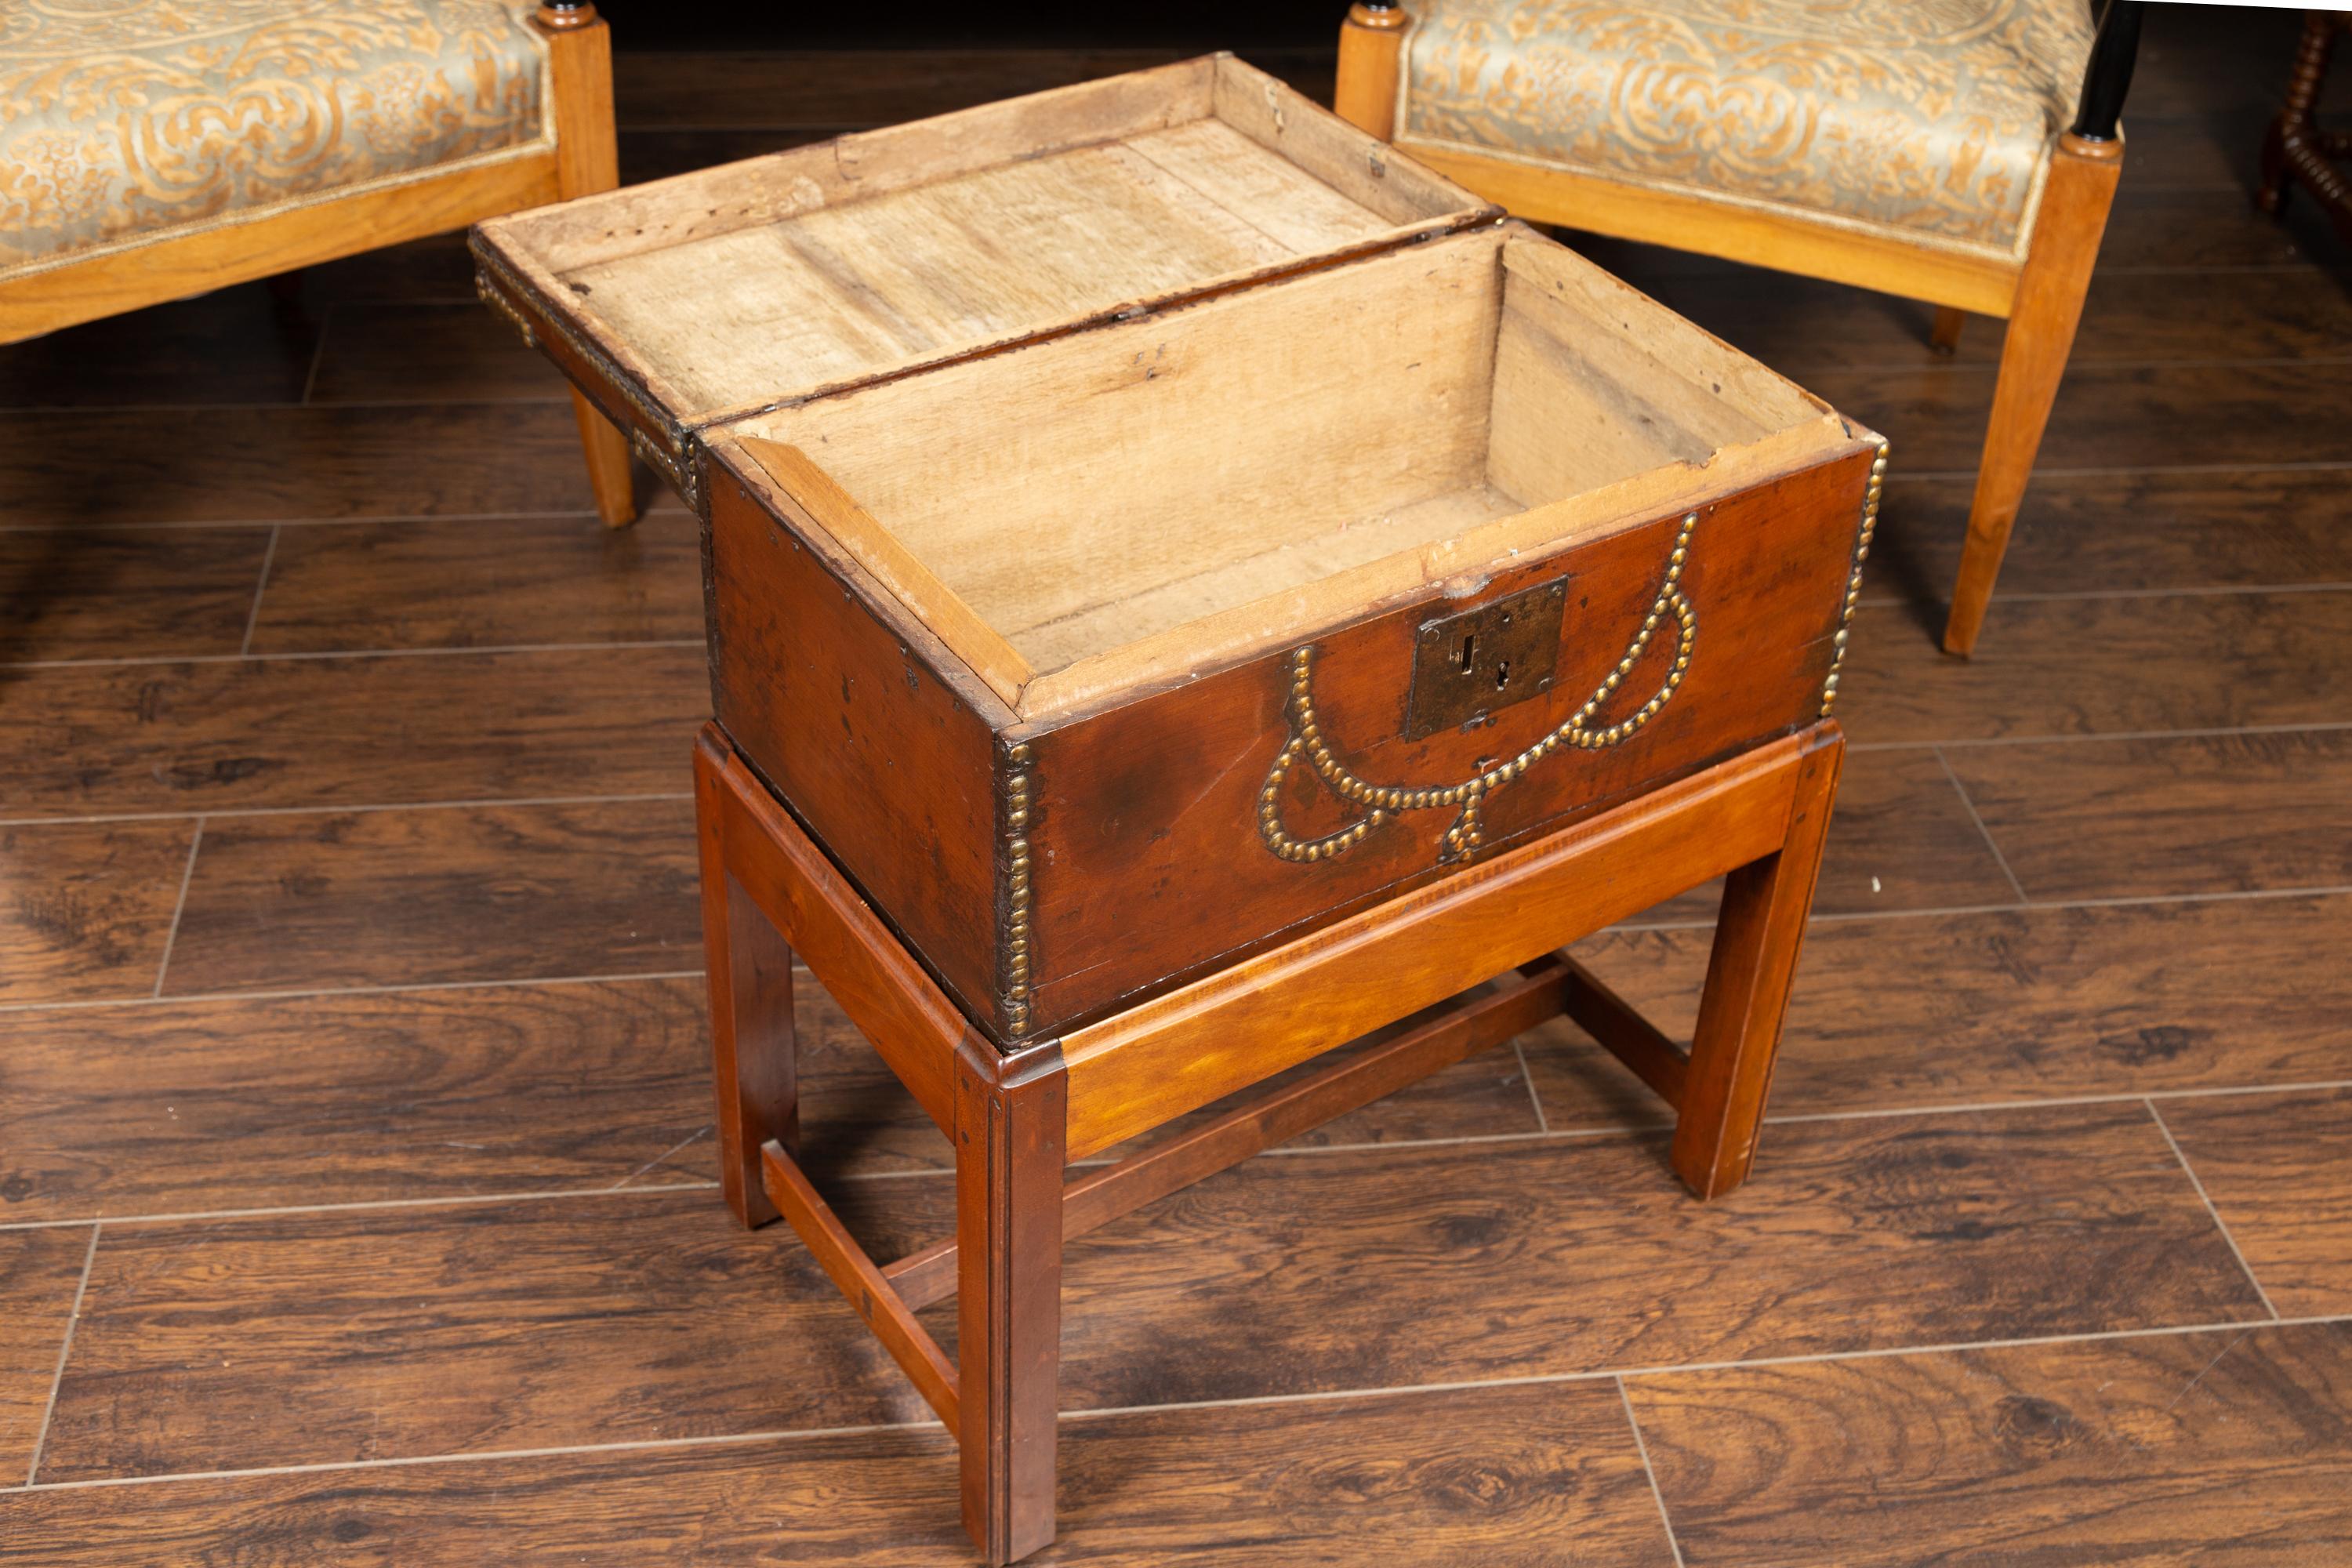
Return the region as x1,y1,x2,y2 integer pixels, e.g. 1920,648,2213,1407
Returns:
956,1036,1066,1566
695,733,799,1228
1671,727,1842,1199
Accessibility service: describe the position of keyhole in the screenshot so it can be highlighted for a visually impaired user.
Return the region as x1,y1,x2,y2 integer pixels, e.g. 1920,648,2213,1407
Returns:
1457,633,1475,673
1494,659,1512,691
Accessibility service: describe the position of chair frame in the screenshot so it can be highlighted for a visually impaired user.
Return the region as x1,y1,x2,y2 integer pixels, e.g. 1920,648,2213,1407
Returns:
1336,0,2144,656
2257,12,2352,251
0,0,639,527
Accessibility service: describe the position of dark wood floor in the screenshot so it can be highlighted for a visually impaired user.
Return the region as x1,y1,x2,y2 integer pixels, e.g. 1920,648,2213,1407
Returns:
4,11,2350,1563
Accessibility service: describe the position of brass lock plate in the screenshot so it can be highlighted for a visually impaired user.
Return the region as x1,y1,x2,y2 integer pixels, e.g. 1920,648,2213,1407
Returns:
1403,579,1568,740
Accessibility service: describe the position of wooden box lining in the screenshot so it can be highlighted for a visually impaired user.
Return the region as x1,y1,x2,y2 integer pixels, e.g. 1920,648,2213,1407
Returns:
474,54,1484,430
720,224,1854,723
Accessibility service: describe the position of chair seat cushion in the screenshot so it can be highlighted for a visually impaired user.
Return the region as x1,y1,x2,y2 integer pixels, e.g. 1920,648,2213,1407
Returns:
0,0,549,277
1397,0,2095,259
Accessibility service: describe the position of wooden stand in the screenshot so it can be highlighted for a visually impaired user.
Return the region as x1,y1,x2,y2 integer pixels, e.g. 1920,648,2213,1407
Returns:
694,717,1842,1563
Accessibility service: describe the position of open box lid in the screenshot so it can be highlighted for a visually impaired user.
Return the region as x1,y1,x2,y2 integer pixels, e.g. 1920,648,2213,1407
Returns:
470,53,1496,495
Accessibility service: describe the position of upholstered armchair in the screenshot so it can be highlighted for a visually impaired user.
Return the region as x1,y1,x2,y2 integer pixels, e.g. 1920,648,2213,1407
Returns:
0,0,638,526
1336,0,2144,655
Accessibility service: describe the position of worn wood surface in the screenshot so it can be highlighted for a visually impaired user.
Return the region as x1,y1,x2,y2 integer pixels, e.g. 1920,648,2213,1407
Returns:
1018,1102,2269,1411
1631,1321,2352,1566
1945,729,2352,901
474,53,1479,437
0,1228,93,1485
2,13,2345,1562
0,403,607,527
1867,466,2352,604
0,820,196,1004
0,979,716,1222
245,512,703,653
34,1189,935,1483
0,645,704,815
1838,590,2352,744
0,1380,1673,1566
0,526,271,662
302,298,572,405
2160,1088,2352,1319
1536,892,2352,1130
161,799,702,995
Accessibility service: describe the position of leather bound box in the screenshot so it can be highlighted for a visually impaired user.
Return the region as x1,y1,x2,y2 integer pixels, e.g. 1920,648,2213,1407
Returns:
473,57,1882,1047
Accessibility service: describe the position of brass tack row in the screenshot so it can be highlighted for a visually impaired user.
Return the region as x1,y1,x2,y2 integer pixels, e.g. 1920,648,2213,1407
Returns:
474,270,537,348
1819,441,1890,719
1258,511,1702,867
1001,739,1035,1036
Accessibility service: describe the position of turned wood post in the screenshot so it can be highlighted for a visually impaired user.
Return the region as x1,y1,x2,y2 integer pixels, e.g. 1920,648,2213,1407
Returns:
1334,2,1409,138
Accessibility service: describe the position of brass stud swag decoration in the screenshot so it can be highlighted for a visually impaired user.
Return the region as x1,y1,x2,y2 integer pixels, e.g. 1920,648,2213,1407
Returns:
1259,510,1702,867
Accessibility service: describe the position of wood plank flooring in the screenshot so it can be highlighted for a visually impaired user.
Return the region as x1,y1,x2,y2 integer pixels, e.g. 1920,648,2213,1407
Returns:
2,12,2347,1561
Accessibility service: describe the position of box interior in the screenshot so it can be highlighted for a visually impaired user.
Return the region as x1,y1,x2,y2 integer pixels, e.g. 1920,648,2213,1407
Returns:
483,54,1483,424
728,225,1853,720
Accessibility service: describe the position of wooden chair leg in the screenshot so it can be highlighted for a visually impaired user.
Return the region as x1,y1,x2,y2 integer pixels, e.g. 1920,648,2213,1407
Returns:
696,732,800,1228
956,1036,1066,1566
534,2,638,527
568,390,638,528
1942,132,2122,655
2257,16,2334,216
1929,304,1967,356
1334,2,1408,137
1671,725,1842,1199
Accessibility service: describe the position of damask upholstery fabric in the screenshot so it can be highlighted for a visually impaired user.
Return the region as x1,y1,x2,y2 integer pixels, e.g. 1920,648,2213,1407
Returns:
1399,0,2096,258
0,0,550,277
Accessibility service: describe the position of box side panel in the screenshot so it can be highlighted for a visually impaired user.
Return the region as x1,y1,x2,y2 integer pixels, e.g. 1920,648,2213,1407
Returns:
703,459,1002,1029
1018,445,1875,1036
